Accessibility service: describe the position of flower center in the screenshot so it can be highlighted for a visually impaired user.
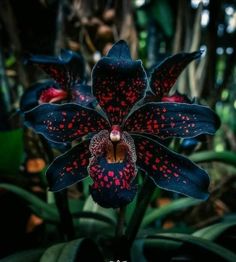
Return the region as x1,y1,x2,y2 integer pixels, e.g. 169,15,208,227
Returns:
105,142,128,163
109,125,121,142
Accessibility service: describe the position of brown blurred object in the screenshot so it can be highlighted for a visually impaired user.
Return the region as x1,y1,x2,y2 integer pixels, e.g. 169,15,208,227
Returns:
26,214,43,233
26,158,46,173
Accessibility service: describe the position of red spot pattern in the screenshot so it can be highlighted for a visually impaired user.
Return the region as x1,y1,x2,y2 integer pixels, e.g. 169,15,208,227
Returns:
150,51,202,98
124,102,219,139
46,140,91,191
88,131,137,192
25,103,110,143
92,58,147,125
133,136,187,183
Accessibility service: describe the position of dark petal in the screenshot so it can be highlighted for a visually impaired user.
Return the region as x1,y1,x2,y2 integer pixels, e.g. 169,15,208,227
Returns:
20,80,61,112
124,102,220,139
71,84,98,109
26,49,85,88
24,103,110,143
90,182,137,208
107,40,132,59
88,156,137,208
46,140,90,191
132,134,210,199
161,91,193,103
92,41,147,125
88,128,138,208
150,51,202,98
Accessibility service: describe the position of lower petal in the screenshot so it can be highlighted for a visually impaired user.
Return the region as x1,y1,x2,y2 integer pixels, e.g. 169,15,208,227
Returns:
46,140,91,191
90,182,137,208
132,134,210,200
88,156,137,208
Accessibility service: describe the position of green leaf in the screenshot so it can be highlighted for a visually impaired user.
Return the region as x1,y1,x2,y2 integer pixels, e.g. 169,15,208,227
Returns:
149,233,236,262
190,151,236,167
0,183,59,220
193,221,236,240
0,249,44,262
151,0,173,37
40,238,103,262
76,196,117,236
40,243,66,262
125,193,138,223
0,128,24,175
141,198,201,228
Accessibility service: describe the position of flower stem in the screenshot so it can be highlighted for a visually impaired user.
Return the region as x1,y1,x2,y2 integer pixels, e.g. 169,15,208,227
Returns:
115,206,126,237
39,135,75,240
55,189,75,241
125,176,156,245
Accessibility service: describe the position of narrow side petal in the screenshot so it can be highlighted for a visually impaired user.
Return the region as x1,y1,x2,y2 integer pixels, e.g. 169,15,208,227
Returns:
150,51,202,98
24,103,110,143
132,134,210,199
26,49,85,88
46,140,90,191
124,102,220,139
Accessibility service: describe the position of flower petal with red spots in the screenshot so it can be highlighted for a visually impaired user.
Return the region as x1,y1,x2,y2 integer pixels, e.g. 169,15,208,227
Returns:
132,134,210,199
124,102,220,139
150,51,202,98
46,140,91,191
26,49,85,88
92,40,147,125
24,103,110,143
88,129,137,208
89,156,137,208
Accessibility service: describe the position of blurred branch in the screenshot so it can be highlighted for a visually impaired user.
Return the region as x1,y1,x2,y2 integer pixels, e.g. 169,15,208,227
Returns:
54,0,66,54
0,0,29,88
188,3,202,97
202,0,220,104
172,0,184,54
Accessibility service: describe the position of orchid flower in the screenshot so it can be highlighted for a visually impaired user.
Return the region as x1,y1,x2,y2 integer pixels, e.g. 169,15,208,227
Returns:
20,49,95,112
24,41,220,208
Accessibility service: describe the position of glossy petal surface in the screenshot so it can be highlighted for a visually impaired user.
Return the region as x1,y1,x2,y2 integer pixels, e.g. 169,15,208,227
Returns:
150,51,202,98
46,140,90,191
24,103,110,143
92,40,147,125
124,102,220,139
132,134,209,199
26,49,85,88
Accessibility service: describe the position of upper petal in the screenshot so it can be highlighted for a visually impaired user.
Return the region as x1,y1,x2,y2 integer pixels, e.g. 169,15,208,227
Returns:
92,40,147,125
132,134,210,199
124,102,220,139
24,103,110,143
26,49,85,88
150,51,202,99
46,140,91,191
